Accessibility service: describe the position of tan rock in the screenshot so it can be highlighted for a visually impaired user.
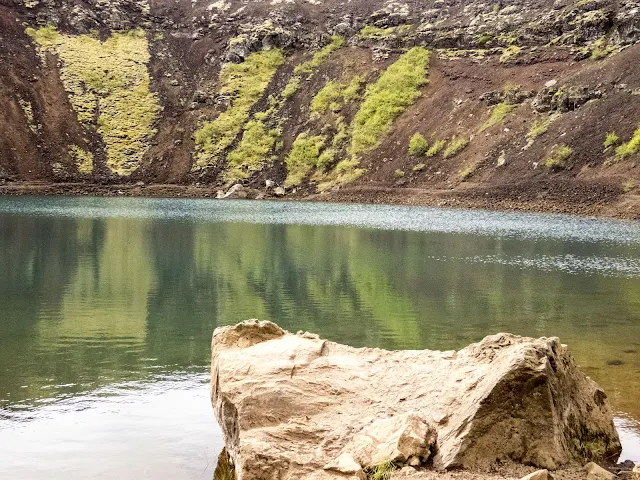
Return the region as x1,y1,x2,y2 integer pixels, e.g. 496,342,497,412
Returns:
211,321,622,480
633,465,640,479
585,462,616,480
520,470,551,480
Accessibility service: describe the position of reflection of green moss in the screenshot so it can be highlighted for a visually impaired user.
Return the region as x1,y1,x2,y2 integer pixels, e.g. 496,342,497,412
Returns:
27,26,161,176
285,132,326,186
193,48,284,170
70,145,94,174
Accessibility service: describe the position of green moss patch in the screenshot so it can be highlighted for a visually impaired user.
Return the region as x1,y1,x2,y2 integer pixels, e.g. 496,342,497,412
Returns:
481,102,516,132
224,120,280,182
70,145,94,174
27,27,162,176
193,48,285,170
545,145,574,170
350,47,430,157
293,36,344,75
443,136,469,158
285,132,327,186
616,124,640,158
311,75,364,116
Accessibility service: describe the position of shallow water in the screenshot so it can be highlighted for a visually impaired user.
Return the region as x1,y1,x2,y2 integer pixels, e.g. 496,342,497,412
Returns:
1,196,639,478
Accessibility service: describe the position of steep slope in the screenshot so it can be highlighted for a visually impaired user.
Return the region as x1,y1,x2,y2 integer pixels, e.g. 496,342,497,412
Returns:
1,0,640,216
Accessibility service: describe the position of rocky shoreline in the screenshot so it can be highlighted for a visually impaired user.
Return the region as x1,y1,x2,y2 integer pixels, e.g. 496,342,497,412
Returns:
209,320,633,480
1,180,640,220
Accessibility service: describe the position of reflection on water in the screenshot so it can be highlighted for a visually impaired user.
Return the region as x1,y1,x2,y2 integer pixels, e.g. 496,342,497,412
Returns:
1,197,640,477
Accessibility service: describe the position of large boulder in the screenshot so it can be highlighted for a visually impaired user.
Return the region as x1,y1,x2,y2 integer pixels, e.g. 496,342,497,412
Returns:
211,321,621,480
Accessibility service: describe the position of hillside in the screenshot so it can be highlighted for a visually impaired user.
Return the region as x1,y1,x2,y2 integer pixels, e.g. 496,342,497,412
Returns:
1,0,640,217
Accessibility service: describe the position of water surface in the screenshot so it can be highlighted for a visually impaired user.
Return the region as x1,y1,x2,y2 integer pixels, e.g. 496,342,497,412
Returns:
1,197,639,478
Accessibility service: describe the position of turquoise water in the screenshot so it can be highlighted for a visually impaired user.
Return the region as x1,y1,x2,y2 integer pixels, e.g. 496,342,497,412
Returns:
0,196,639,478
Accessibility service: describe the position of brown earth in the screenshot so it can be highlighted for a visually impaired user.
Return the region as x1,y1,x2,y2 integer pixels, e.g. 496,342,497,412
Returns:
1,0,640,219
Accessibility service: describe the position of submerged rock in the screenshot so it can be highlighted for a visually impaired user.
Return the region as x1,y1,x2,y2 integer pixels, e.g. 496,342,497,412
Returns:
211,321,621,479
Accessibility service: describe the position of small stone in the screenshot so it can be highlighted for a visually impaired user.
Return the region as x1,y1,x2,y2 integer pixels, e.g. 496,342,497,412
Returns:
265,179,275,188
274,186,285,196
324,452,362,474
586,462,616,480
545,79,557,88
520,469,550,480
169,79,179,86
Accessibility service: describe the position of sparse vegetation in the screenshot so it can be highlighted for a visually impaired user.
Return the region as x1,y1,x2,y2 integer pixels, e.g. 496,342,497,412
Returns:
364,460,398,480
285,132,327,186
413,163,426,171
311,75,365,115
394,169,405,177
604,131,620,152
460,163,479,180
476,33,493,48
409,132,429,156
622,179,637,193
426,138,447,157
545,144,574,170
27,26,162,176
500,45,521,64
282,76,301,99
615,124,640,158
351,47,430,156
481,102,516,132
70,145,94,174
224,120,280,182
358,25,396,40
293,35,344,75
527,117,552,142
311,81,343,115
443,136,469,158
193,48,284,170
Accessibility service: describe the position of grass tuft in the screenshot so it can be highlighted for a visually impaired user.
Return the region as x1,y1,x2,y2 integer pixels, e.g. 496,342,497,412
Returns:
443,136,469,158
426,138,446,157
409,132,429,157
481,102,516,132
545,144,574,170
615,124,640,158
364,460,398,480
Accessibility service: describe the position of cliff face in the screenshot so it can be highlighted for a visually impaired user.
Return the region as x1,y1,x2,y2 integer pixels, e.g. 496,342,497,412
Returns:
2,0,640,213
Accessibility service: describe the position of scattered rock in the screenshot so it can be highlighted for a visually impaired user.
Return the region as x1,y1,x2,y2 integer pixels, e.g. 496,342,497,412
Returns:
586,462,616,480
211,321,621,479
274,186,286,196
520,470,551,480
265,179,275,188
